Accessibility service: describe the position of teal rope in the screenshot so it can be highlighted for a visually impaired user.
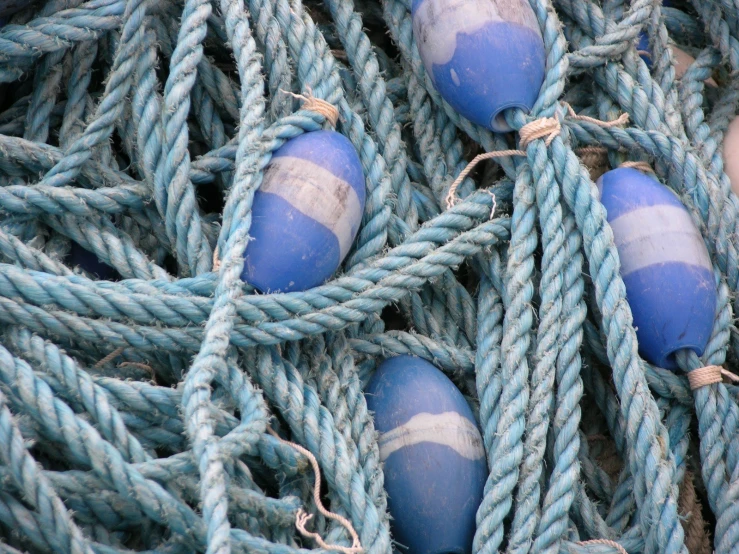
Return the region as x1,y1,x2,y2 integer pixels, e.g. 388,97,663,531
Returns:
3,0,739,552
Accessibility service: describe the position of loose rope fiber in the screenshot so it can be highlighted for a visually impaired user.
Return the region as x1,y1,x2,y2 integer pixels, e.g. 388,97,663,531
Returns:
0,0,739,553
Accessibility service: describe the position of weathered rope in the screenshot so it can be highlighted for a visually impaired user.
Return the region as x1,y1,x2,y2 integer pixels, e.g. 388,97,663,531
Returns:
619,161,656,173
576,539,629,554
447,107,628,208
678,471,712,554
1,0,739,552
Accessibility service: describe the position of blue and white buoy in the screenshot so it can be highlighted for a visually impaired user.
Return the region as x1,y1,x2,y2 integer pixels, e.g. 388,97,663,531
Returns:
241,130,365,293
597,168,716,369
412,0,546,132
365,355,487,554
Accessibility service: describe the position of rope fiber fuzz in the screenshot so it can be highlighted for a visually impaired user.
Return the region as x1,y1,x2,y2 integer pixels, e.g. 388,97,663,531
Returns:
0,0,738,552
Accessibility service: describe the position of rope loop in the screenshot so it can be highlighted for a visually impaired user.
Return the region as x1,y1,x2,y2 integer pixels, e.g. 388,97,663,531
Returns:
445,150,526,209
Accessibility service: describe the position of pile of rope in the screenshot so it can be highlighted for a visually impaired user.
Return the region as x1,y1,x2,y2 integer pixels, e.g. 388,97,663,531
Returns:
0,0,738,552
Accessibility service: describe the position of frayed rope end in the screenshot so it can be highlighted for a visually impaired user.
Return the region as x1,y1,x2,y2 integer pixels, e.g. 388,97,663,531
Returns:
267,427,363,553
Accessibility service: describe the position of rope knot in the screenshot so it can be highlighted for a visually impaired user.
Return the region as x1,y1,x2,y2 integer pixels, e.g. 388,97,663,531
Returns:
619,160,654,174
688,365,739,390
519,116,561,148
444,104,630,207
284,87,339,127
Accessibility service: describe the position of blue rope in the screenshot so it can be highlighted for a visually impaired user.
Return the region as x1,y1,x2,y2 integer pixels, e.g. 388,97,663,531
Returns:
1,0,739,552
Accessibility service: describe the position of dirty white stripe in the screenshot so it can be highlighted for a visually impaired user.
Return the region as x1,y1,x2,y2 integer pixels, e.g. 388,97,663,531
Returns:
261,156,363,258
414,0,539,68
378,411,485,461
609,205,711,275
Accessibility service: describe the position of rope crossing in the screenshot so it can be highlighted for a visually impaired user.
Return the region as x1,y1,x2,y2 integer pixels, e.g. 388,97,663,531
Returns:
0,0,738,553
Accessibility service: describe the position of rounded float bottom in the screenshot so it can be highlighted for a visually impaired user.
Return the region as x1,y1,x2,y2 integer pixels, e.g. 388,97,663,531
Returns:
661,344,705,370
490,103,532,133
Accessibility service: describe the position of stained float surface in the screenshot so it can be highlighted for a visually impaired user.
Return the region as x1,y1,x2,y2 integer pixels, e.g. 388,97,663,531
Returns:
242,130,365,293
597,168,716,369
365,355,487,554
412,0,545,132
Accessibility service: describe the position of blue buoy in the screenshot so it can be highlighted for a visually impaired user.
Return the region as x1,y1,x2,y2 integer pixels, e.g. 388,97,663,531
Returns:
365,355,487,554
597,168,716,369
67,241,118,281
412,0,546,132
241,130,365,293
637,32,652,67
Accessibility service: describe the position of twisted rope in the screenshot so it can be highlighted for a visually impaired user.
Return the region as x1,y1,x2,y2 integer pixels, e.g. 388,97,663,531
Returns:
0,0,738,552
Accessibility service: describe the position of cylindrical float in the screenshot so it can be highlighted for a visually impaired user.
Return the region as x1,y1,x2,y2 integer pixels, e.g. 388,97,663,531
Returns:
241,130,365,293
412,0,546,132
365,355,487,554
597,168,716,369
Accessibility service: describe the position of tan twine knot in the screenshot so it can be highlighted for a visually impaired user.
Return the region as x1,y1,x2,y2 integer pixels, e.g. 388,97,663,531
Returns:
619,160,655,174
687,365,739,390
564,102,630,128
283,86,339,127
575,539,629,554
267,427,363,554
212,246,221,272
519,116,561,148
445,104,629,208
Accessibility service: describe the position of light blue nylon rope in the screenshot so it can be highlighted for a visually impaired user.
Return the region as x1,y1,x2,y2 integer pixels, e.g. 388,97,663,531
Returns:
0,0,737,553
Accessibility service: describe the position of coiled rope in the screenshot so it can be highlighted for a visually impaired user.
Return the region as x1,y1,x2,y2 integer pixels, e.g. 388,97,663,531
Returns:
0,0,739,553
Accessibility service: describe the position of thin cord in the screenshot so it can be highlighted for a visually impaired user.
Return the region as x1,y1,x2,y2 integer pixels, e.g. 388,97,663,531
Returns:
267,426,363,553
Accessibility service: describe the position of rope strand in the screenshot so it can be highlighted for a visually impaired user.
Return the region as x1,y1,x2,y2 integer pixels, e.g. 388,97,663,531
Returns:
268,427,363,553
0,0,737,552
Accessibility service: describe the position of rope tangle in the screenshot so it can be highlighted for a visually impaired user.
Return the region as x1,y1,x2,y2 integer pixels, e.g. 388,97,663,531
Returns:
0,0,738,552
446,105,628,208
